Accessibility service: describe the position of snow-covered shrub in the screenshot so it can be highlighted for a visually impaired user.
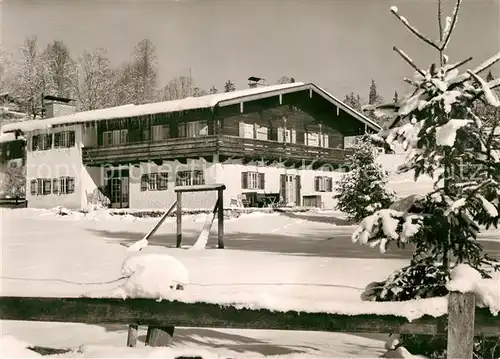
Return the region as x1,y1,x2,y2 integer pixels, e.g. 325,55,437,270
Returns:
334,135,395,222
351,1,500,357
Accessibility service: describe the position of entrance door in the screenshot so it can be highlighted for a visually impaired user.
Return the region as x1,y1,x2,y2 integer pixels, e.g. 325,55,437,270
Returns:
280,174,301,206
108,169,129,208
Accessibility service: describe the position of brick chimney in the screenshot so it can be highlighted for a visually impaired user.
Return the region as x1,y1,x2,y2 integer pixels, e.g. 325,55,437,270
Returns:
42,95,76,119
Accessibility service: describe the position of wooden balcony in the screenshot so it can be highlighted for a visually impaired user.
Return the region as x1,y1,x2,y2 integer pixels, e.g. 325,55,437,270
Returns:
82,135,352,166
82,136,219,166
217,135,351,165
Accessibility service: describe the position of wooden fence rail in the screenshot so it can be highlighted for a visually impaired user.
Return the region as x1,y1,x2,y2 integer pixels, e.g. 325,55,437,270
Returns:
0,293,498,357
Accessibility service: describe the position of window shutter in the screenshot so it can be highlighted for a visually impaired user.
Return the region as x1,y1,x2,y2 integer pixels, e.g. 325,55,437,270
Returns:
46,134,53,149
67,178,75,193
30,180,36,195
238,121,245,137
32,135,38,151
69,131,76,147
295,175,301,206
52,179,59,194
277,127,284,143
141,174,148,191
280,174,286,203
258,173,265,189
54,133,60,148
314,177,320,192
327,177,333,192
241,172,248,189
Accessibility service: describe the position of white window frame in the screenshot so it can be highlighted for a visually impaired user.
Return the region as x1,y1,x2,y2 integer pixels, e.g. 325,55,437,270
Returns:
103,131,113,146
248,172,259,189
152,125,169,141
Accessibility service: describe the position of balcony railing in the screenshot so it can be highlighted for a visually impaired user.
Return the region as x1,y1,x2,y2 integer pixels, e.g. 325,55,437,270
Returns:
82,135,352,166
82,136,219,165
217,135,351,164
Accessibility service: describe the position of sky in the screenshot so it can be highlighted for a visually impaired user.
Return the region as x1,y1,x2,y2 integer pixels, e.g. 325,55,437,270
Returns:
2,0,499,103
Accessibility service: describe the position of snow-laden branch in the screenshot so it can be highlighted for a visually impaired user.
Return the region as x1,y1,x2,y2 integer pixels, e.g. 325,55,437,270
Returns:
448,52,500,85
393,46,426,77
468,71,500,107
440,0,462,51
390,6,441,51
446,56,473,72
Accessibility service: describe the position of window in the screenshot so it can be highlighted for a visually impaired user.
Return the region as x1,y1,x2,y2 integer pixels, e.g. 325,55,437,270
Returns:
103,131,113,146
178,121,208,138
43,179,51,195
241,172,265,190
54,131,76,148
152,125,169,141
175,170,205,186
30,180,36,195
32,134,52,151
281,128,296,144
141,172,169,191
59,177,75,194
102,130,127,146
314,176,333,192
306,132,320,147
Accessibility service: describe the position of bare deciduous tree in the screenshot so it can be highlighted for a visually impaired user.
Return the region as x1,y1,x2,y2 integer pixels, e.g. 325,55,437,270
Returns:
130,39,158,104
76,48,114,111
1,165,26,202
43,40,77,99
161,76,193,101
13,37,47,118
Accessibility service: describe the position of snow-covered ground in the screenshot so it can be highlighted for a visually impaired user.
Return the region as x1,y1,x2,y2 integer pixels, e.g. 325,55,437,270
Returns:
1,207,498,358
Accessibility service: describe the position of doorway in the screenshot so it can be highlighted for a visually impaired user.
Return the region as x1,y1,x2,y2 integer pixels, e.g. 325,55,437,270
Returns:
107,169,129,208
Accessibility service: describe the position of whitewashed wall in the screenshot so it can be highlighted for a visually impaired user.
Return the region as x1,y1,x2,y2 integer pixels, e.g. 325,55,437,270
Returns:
26,125,84,209
218,161,343,209
128,159,218,209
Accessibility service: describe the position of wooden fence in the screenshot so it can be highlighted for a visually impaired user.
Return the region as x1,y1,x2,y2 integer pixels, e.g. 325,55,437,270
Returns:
0,292,498,358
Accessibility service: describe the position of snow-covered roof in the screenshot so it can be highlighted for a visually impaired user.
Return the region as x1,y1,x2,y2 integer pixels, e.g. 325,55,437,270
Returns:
0,82,381,134
0,132,23,144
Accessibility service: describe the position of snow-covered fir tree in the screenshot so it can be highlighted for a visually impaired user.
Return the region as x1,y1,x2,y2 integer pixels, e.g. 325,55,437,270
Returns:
224,80,236,92
350,1,500,357
334,136,395,222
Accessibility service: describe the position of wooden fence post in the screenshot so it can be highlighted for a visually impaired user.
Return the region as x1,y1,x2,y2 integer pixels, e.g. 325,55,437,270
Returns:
447,291,476,359
145,326,175,347
176,192,182,248
126,324,138,347
217,188,224,249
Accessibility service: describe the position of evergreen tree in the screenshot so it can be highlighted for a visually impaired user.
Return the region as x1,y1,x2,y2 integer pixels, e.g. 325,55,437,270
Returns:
343,92,362,110
209,86,218,94
224,80,235,92
393,90,399,103
351,1,500,357
334,136,395,222
368,79,383,105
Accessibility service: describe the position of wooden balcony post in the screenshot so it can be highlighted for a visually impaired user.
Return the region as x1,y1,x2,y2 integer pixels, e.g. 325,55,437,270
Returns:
447,291,475,359
126,324,138,347
176,192,182,248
